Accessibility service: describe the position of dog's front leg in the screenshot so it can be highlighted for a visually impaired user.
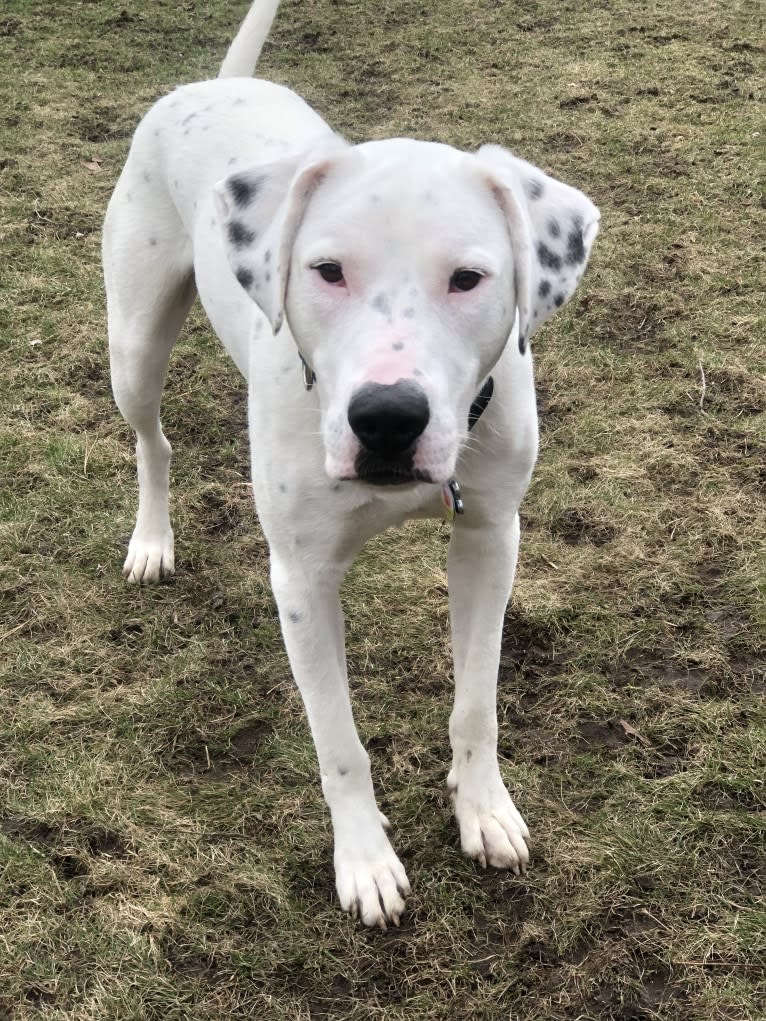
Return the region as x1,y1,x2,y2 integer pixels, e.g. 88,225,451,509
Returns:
269,551,411,927
446,512,531,872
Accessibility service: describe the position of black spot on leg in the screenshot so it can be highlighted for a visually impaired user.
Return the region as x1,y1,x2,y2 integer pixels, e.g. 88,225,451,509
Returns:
554,292,565,307
565,224,586,266
537,242,562,272
142,170,152,184
465,749,473,762
279,483,288,493
538,279,551,299
228,174,259,208
236,267,254,289
228,221,255,248
526,178,545,201
288,610,303,624
518,332,527,355
337,766,349,777
149,237,157,247
264,249,272,264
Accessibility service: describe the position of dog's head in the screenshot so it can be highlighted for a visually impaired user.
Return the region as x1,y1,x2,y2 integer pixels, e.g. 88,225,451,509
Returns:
214,138,599,485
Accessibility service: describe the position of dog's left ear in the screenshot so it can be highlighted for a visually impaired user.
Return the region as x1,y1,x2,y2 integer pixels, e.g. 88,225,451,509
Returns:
213,141,346,333
475,145,600,353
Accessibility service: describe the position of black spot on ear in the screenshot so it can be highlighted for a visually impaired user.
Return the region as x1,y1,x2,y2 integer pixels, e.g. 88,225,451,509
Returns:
537,242,562,272
565,224,586,266
518,332,527,355
228,221,255,248
538,279,551,298
526,178,544,201
228,174,258,208
236,267,254,289
554,293,565,307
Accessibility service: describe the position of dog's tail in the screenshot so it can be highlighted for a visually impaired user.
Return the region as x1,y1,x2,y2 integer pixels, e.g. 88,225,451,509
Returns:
218,0,281,78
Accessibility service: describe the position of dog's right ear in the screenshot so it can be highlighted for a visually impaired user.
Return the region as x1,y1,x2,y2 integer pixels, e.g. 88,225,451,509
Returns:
213,141,346,333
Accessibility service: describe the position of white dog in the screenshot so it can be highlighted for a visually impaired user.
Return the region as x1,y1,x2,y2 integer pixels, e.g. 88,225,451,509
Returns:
103,0,599,927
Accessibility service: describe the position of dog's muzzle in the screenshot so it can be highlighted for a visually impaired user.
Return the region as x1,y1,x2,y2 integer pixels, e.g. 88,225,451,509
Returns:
347,379,431,484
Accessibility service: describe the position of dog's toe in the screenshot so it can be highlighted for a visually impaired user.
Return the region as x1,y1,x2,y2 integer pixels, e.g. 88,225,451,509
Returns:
334,820,410,928
450,765,530,874
123,530,175,584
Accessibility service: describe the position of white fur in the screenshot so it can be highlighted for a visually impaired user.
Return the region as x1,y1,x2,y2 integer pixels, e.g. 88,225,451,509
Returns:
103,0,599,928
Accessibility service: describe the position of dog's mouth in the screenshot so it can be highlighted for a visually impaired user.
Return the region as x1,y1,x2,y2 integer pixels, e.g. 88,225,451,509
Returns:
351,450,433,486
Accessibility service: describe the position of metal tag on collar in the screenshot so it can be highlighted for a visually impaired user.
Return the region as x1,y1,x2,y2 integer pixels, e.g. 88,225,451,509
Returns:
441,479,465,521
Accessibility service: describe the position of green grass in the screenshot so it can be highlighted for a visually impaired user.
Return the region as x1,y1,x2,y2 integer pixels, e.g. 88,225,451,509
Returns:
1,1,764,1018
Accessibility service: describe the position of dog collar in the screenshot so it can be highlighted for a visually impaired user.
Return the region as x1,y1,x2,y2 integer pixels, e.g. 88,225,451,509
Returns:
467,376,494,431
300,353,316,390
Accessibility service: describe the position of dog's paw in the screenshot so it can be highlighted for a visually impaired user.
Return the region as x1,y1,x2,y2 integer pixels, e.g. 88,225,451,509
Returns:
123,529,175,584
448,764,530,873
334,820,411,928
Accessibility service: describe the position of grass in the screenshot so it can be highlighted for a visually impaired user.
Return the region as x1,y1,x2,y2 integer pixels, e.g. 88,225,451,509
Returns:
1,0,764,1018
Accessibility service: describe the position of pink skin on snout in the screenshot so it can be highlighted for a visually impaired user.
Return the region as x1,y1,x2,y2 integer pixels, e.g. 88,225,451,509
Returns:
357,336,417,387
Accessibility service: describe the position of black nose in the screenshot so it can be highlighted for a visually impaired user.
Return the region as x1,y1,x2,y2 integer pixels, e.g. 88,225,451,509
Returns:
348,380,430,457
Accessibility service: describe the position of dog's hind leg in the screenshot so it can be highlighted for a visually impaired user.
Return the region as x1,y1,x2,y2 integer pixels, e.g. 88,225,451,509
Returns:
104,184,196,584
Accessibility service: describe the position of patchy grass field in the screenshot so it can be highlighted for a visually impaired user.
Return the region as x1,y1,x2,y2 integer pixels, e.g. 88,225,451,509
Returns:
1,1,764,1018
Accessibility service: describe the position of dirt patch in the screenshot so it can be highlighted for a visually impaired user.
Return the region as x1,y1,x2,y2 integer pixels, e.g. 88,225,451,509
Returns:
166,719,275,777
550,506,618,546
576,720,632,750
610,647,716,694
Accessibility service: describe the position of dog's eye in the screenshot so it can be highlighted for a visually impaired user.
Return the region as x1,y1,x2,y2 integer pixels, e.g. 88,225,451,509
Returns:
314,261,345,285
449,269,483,293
